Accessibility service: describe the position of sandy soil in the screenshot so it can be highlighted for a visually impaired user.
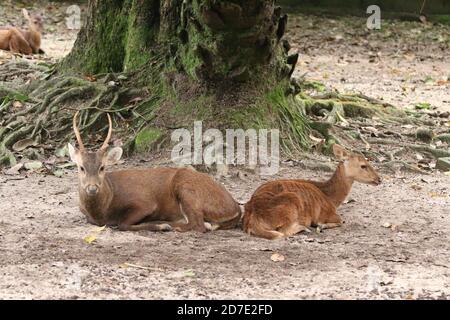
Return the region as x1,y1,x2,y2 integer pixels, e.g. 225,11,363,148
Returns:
0,2,449,299
288,14,450,112
0,158,449,299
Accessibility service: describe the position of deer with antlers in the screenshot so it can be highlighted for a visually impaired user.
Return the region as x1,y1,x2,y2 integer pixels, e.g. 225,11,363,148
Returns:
68,112,241,232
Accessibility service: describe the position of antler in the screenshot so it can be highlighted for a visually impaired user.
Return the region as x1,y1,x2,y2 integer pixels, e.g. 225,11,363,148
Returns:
73,111,85,151
100,113,113,151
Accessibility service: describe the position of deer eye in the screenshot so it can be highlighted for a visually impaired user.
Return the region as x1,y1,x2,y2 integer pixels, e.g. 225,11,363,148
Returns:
80,166,85,172
361,165,368,169
99,166,105,172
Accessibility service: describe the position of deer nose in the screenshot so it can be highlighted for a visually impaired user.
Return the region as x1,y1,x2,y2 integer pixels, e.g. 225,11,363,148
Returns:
374,176,382,185
86,185,99,196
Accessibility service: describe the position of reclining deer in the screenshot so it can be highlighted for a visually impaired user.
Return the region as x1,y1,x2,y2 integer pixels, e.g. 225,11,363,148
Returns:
243,144,381,240
0,9,43,54
68,112,241,232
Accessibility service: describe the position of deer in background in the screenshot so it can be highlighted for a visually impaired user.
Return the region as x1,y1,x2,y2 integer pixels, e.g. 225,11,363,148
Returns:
0,9,44,54
68,112,241,233
243,144,381,240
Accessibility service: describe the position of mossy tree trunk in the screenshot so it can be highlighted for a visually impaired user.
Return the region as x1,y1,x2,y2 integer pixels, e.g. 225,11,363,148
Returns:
0,0,306,166
59,0,306,153
63,0,296,82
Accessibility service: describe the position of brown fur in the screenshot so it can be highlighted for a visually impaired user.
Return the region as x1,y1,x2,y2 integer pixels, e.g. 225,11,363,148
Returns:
69,114,241,233
0,9,43,54
243,145,381,240
0,28,32,54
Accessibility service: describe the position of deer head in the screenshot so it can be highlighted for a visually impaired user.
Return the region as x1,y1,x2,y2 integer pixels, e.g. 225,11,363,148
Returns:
333,144,381,186
68,112,123,197
22,9,44,33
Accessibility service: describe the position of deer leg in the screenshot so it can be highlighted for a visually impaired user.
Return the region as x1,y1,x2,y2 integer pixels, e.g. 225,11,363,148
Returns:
316,214,342,232
278,222,310,237
316,222,342,232
118,206,172,232
119,222,172,232
8,28,32,54
175,201,207,232
164,191,208,233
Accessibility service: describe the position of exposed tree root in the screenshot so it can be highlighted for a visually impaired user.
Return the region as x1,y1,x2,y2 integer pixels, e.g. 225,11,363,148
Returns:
0,63,449,177
0,71,161,165
379,160,430,175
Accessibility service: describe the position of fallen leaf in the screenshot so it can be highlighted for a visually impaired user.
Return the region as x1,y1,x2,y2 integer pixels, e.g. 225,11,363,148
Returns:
120,263,156,270
83,225,106,244
84,75,97,82
12,138,37,152
382,222,392,228
4,163,23,175
52,170,64,178
93,225,106,232
12,101,23,109
55,146,68,158
270,253,285,262
24,161,43,170
415,102,432,110
84,234,97,244
184,270,196,277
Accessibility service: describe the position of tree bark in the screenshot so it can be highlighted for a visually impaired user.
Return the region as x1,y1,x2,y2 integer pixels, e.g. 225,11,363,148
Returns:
63,0,296,86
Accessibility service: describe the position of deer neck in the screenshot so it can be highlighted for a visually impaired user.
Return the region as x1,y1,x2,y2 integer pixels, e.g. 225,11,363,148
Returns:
29,30,40,49
79,177,113,224
22,28,40,50
313,162,354,208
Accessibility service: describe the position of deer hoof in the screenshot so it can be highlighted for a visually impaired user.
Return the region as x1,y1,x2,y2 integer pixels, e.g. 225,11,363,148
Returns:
158,224,172,231
204,222,220,231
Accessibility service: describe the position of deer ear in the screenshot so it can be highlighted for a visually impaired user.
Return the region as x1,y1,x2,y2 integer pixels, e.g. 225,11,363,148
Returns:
68,143,80,164
332,144,350,161
105,147,123,165
22,8,30,20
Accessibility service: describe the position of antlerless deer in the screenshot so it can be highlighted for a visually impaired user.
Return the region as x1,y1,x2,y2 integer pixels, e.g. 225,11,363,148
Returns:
243,144,382,240
0,9,43,54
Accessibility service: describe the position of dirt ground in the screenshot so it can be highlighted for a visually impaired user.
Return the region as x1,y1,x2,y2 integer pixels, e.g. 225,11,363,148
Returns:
0,1,449,299
0,159,449,299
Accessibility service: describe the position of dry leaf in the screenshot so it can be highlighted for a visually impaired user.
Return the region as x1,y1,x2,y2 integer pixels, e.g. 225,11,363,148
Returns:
12,101,23,109
12,138,37,152
84,234,97,244
83,225,106,244
4,163,23,175
93,225,106,232
270,253,285,262
120,263,155,270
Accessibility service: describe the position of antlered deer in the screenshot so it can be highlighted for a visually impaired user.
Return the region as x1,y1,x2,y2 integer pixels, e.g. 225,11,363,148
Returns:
0,9,43,54
243,144,381,240
68,112,241,233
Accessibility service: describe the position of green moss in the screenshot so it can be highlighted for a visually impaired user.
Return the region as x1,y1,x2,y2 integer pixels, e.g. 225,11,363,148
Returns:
134,127,163,153
429,15,450,25
301,80,327,93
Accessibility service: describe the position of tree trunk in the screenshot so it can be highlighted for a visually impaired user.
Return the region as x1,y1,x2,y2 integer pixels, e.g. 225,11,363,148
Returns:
0,1,307,166
63,0,296,82
59,0,306,153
